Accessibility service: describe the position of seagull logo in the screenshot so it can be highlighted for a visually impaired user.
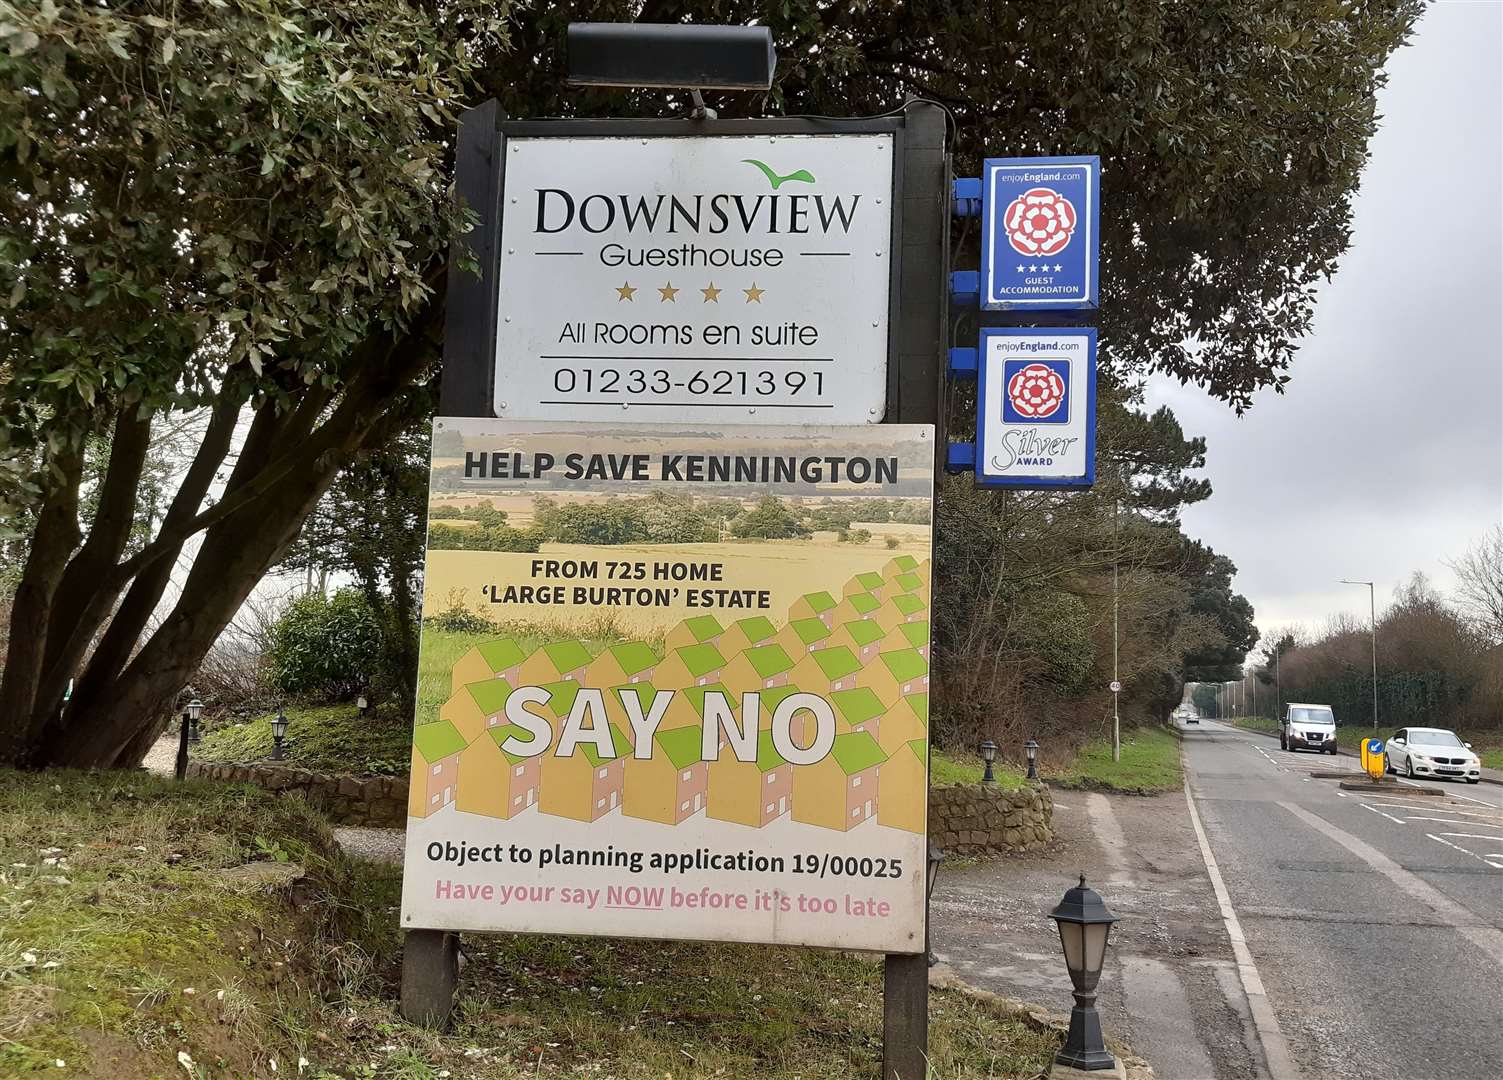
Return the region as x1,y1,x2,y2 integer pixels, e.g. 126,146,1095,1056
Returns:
742,159,816,190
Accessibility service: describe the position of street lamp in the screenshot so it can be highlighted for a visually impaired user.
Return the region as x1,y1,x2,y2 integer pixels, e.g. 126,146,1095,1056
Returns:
925,842,945,967
174,696,202,781
1024,739,1039,781
187,698,203,744
1340,579,1379,732
978,739,998,783
270,709,289,761
1048,875,1120,1072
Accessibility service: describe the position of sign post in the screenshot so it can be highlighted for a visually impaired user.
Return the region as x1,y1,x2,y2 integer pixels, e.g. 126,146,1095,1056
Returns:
406,89,949,1080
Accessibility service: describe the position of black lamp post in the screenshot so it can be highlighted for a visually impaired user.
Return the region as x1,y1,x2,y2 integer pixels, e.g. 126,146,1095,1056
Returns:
186,698,203,744
978,739,998,783
174,697,200,781
925,841,945,967
270,709,289,761
1025,738,1039,780
1048,875,1120,1071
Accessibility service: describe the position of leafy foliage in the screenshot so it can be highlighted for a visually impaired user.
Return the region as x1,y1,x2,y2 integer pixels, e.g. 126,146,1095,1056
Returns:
730,497,813,540
266,589,382,700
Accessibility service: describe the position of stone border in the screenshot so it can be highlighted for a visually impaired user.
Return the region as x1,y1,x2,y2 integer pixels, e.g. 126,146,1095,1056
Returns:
187,761,407,826
929,782,1054,855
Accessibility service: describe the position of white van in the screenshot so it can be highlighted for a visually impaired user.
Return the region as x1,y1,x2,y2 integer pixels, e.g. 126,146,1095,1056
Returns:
1280,703,1338,754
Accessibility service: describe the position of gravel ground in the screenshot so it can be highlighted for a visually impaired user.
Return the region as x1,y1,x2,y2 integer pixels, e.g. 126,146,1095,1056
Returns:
332,826,405,864
142,734,179,777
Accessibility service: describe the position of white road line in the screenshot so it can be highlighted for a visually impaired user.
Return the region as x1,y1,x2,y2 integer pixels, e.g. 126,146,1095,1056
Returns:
1279,801,1503,966
1396,780,1503,808
1404,816,1503,829
1441,832,1503,841
1185,780,1299,1080
1425,833,1503,870
1361,799,1498,817
1358,802,1406,824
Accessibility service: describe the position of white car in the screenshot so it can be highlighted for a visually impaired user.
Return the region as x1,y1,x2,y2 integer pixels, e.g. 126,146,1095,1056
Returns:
1384,727,1483,784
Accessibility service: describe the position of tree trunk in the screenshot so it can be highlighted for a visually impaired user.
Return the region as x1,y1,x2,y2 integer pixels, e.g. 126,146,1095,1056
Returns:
0,438,85,767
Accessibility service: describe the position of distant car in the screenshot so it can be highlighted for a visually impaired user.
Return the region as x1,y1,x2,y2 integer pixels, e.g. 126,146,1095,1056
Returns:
1281,703,1338,754
1172,706,1198,725
1384,727,1482,784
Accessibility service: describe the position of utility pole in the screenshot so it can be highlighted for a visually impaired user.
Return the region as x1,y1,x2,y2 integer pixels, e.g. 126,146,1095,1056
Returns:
1340,580,1379,732
1112,499,1120,762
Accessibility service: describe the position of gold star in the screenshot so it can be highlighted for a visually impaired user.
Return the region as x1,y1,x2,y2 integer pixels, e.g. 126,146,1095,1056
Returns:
743,283,765,303
701,282,722,303
615,281,636,301
658,282,680,302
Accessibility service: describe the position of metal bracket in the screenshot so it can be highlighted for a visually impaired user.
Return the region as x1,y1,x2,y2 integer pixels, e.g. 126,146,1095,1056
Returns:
946,442,976,473
952,177,982,218
949,270,978,309
947,348,977,378
689,89,718,121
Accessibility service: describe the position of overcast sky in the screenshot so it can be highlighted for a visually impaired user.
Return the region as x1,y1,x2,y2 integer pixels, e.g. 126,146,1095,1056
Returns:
1144,0,1503,647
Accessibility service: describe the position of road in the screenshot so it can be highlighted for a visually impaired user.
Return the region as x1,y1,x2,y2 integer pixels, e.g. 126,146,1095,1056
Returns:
1183,720,1503,1079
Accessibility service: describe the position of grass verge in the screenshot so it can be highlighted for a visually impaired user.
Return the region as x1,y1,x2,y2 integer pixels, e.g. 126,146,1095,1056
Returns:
1047,726,1182,794
2,769,1061,1079
930,749,1026,789
196,704,412,776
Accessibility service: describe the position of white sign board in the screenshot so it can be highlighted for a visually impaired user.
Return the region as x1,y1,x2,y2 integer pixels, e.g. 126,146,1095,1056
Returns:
976,327,1097,489
495,134,894,423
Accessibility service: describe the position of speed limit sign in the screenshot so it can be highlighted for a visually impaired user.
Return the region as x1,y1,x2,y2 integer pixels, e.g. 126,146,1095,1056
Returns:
1109,680,1122,693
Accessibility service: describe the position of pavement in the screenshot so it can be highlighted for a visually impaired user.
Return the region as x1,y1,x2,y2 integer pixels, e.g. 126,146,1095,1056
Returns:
932,721,1503,1079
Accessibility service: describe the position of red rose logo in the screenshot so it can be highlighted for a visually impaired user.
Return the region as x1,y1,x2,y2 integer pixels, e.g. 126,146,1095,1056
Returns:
1007,363,1066,419
1003,188,1077,257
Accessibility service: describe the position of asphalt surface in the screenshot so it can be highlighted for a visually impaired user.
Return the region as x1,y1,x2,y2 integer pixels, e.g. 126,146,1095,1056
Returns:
1183,720,1503,1080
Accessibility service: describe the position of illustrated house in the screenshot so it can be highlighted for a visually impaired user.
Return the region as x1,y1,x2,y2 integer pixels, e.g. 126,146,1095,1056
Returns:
450,638,526,694
718,615,778,657
537,681,628,823
518,640,592,686
876,739,927,834
440,679,513,743
792,731,887,832
603,682,659,738
721,642,796,695
829,619,886,664
866,649,930,707
707,729,793,828
664,614,724,653
586,642,659,687
624,726,709,826
787,590,839,629
777,617,832,656
879,619,931,660
407,720,468,819
790,645,863,696
744,683,813,744
653,642,727,690
661,682,735,733
889,571,929,603
881,554,919,580
830,686,886,740
874,593,927,634
457,724,541,820
879,692,929,756
843,571,888,601
831,590,881,626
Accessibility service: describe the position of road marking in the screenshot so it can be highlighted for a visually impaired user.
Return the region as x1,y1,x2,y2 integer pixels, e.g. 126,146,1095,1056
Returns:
1358,802,1406,824
1279,801,1503,966
1441,832,1503,841
1404,815,1503,829
1425,833,1503,869
1185,780,1299,1080
1361,799,1497,817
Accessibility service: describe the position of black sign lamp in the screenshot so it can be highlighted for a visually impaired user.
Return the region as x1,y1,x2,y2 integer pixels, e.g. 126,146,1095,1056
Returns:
186,698,203,744
978,739,998,783
1048,875,1120,1072
925,841,946,967
567,23,775,120
270,708,290,761
1025,738,1039,780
